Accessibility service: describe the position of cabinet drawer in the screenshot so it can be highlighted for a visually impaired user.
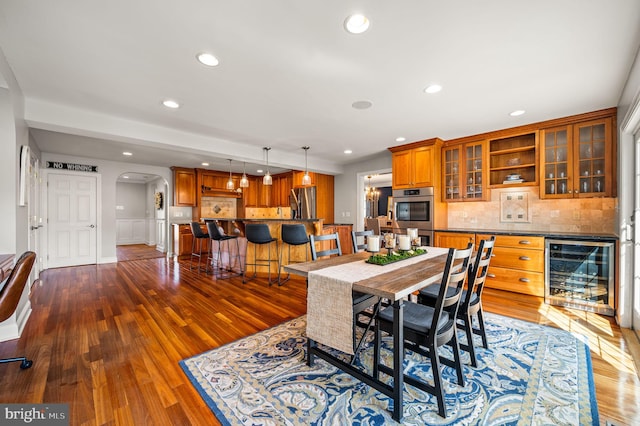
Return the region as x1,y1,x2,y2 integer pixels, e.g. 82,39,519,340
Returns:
485,266,544,297
477,234,544,250
490,247,544,272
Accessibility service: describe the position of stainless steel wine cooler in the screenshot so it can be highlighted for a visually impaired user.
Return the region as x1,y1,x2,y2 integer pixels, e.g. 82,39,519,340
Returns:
545,239,615,316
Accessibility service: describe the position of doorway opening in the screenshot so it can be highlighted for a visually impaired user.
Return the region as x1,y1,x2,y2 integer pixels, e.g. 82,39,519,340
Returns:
116,172,169,262
356,170,392,232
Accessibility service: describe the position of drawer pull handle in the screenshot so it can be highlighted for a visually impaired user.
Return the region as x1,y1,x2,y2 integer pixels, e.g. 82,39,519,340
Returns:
519,256,530,261
487,273,496,278
519,277,530,283
519,240,531,245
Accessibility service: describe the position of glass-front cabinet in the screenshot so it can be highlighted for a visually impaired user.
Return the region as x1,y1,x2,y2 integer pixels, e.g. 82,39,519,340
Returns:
540,117,614,198
443,141,486,202
545,239,615,316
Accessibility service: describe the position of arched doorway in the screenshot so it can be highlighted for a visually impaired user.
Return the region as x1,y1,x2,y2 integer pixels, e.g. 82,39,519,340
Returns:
115,172,169,261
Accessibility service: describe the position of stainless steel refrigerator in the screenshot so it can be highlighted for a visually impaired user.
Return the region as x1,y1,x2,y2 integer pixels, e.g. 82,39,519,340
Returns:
290,187,316,219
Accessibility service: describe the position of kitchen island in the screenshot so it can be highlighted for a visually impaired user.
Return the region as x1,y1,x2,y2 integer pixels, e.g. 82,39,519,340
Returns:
201,218,326,277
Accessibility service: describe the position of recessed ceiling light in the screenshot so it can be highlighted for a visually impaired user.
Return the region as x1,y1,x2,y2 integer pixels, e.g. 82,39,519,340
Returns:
196,52,219,67
162,99,180,109
344,14,370,34
201,162,209,166
510,110,526,117
122,175,129,179
344,149,353,154
395,137,406,143
257,169,264,174
352,100,373,110
123,151,133,156
424,84,442,94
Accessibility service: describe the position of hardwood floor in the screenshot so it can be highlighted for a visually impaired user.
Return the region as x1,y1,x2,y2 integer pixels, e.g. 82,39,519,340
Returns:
116,244,166,262
0,256,638,425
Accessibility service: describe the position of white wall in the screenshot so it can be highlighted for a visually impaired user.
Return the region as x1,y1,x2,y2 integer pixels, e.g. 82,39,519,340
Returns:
334,152,392,230
41,152,171,262
116,182,147,218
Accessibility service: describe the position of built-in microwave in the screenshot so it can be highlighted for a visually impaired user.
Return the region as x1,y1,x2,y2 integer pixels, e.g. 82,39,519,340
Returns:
393,187,434,226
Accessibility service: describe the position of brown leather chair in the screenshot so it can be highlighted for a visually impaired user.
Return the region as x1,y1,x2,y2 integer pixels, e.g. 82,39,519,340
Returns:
0,251,36,369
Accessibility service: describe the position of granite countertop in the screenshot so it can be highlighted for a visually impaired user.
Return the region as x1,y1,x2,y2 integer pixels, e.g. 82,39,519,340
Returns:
201,217,324,222
436,228,618,241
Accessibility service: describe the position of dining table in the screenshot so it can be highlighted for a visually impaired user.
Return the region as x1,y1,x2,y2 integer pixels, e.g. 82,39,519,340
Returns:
283,246,451,422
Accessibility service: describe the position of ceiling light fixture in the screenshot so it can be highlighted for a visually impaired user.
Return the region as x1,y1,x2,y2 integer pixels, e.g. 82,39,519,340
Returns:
263,147,272,186
344,14,370,34
240,162,249,188
123,151,133,156
424,84,442,94
196,52,219,67
365,175,380,202
395,137,406,143
162,99,180,109
226,159,235,191
510,110,526,117
344,149,353,154
201,162,209,166
301,146,312,186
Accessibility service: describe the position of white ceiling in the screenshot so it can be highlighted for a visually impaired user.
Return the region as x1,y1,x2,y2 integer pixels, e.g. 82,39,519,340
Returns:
0,1,639,176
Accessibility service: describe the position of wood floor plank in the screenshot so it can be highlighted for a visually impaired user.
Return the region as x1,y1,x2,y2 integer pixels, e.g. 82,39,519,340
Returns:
0,244,637,425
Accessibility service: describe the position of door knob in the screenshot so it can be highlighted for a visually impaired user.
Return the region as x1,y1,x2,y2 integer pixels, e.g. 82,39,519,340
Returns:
87,224,95,228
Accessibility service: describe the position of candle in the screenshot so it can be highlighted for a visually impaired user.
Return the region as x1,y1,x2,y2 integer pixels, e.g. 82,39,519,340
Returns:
398,235,411,251
367,235,380,252
407,228,418,240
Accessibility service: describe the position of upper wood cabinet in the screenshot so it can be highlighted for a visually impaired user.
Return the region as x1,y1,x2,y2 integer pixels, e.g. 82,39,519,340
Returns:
442,140,487,202
389,138,442,189
197,169,241,198
488,131,538,188
540,116,615,198
171,167,196,206
272,173,293,207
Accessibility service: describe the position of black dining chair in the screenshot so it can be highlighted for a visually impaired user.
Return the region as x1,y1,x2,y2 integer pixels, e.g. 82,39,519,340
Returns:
351,229,374,252
278,224,309,285
418,236,496,367
309,233,379,361
206,221,243,278
189,222,209,272
373,244,473,418
0,251,36,370
243,224,279,285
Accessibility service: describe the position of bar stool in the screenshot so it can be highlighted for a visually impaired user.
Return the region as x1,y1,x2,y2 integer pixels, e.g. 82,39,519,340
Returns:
206,221,243,278
278,224,309,285
189,221,209,272
243,223,279,285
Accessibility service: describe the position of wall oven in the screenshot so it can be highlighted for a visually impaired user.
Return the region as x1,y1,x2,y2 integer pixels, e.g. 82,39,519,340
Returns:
393,187,434,246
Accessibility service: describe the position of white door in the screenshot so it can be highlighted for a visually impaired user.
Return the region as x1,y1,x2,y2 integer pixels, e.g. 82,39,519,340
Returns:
47,173,97,267
634,131,640,340
27,152,42,277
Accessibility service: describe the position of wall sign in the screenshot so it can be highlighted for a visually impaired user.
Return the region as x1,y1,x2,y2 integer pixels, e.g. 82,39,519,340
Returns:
46,161,98,172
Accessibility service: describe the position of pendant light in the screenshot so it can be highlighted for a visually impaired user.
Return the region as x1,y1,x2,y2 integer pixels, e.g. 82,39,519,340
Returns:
263,147,272,186
226,159,235,190
240,161,249,188
301,146,312,186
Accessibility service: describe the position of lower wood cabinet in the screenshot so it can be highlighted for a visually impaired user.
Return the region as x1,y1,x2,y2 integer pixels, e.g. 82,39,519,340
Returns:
434,231,544,297
173,223,208,258
322,224,353,255
476,234,544,297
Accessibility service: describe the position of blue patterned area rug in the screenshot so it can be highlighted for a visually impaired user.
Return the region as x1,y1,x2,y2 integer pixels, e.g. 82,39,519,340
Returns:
179,313,598,425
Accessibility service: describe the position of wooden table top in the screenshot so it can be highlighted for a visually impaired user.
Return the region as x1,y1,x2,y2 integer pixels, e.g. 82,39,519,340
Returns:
284,250,450,301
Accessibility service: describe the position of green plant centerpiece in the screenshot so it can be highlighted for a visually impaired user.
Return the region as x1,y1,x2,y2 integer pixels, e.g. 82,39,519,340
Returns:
366,248,427,266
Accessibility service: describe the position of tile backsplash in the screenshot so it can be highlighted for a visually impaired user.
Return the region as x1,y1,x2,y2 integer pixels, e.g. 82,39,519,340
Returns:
446,187,617,234
200,197,238,218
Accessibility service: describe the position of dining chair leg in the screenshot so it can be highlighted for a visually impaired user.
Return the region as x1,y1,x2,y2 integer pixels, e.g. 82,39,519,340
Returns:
450,332,465,386
430,349,447,418
372,322,381,380
306,338,316,367
461,315,478,368
475,308,489,349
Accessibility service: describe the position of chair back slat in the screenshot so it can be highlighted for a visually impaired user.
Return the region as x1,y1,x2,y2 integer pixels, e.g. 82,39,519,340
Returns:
461,236,496,309
351,230,373,252
310,233,342,260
